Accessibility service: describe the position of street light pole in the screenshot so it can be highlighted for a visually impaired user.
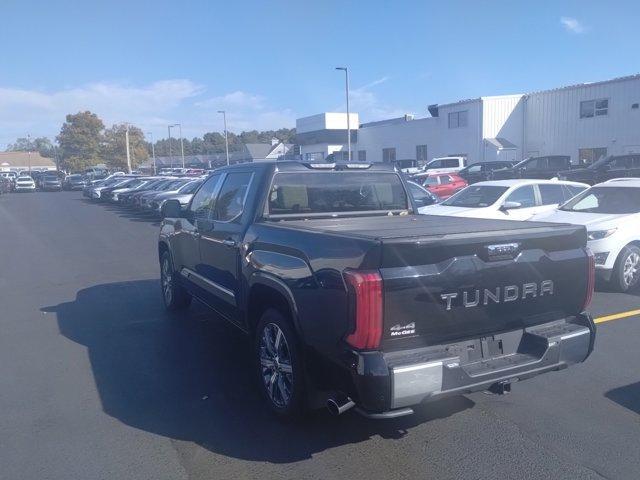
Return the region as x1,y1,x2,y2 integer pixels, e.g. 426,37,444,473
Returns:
125,124,132,174
147,132,156,174
167,125,173,169
178,124,185,168
27,133,32,172
218,110,230,166
335,67,351,162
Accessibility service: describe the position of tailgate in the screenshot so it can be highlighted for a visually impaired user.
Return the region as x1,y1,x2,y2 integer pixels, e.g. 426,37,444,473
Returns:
379,224,589,350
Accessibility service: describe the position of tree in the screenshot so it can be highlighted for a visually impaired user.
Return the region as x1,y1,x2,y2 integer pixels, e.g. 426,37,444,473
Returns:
57,111,105,171
148,127,297,158
6,136,55,157
102,124,149,171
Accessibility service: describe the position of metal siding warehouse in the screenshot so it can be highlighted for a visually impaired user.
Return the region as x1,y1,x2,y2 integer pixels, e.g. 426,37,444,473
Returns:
297,74,640,165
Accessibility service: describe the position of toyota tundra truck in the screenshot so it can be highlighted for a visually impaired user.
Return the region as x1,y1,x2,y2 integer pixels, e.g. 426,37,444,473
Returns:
158,161,596,419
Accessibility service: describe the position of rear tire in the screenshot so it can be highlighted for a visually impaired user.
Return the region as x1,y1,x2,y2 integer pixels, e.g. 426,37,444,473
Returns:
612,245,640,292
255,308,306,420
160,251,192,310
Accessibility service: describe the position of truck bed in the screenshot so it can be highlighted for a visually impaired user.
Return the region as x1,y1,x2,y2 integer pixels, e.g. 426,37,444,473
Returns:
269,214,589,350
274,214,582,241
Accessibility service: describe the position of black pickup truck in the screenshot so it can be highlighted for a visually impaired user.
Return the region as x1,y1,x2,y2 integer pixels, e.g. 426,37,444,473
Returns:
158,162,596,419
558,154,640,184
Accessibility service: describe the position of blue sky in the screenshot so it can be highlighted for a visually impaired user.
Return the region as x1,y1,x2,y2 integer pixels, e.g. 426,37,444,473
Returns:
1,0,639,147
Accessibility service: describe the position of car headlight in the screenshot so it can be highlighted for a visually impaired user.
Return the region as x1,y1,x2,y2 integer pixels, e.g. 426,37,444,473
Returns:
587,228,617,240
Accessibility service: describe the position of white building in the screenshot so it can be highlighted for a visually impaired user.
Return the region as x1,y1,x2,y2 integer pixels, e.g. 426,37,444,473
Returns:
296,112,359,162
297,74,640,166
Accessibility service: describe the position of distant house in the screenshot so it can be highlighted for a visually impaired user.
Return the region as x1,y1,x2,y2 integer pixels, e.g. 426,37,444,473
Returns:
0,152,57,172
140,140,295,171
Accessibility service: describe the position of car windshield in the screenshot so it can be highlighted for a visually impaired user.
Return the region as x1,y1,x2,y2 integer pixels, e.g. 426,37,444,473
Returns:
441,185,508,208
163,180,187,191
588,156,612,169
441,185,509,207
268,171,409,216
559,186,640,214
422,176,439,186
179,181,202,194
67,175,81,180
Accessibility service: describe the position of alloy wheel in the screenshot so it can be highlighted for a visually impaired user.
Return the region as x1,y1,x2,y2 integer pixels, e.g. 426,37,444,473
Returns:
623,252,640,287
161,257,173,304
259,323,293,408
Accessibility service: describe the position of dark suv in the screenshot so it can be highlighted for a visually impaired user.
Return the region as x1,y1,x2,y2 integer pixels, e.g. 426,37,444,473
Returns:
492,155,572,180
558,155,640,185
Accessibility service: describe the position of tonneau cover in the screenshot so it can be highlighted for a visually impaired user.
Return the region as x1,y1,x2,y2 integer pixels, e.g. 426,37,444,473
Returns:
276,214,578,240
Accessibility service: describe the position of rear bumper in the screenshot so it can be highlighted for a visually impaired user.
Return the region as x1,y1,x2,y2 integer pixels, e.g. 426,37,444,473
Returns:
346,314,596,416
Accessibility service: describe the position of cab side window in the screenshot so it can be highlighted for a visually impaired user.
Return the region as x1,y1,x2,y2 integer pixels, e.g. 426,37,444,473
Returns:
443,159,459,168
190,174,222,221
214,172,254,222
506,185,536,208
547,157,569,170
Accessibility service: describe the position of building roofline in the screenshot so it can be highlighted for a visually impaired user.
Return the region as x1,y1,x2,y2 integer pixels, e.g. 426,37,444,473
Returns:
526,73,640,96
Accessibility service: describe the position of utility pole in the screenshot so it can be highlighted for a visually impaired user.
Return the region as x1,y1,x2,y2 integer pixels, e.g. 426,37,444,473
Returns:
125,125,132,174
147,132,156,174
218,110,230,166
335,67,351,162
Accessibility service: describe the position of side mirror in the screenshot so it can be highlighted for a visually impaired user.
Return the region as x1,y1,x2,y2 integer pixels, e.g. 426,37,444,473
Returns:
163,199,183,219
500,201,522,211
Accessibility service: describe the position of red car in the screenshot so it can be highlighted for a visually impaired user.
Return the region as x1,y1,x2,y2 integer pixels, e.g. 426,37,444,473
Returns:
419,172,467,199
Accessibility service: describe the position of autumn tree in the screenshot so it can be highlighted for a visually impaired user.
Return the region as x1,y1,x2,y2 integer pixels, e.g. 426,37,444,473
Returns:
102,124,149,171
57,111,105,171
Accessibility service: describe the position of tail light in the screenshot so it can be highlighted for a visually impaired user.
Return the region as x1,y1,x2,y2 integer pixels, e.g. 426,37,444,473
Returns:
581,248,595,311
343,270,383,350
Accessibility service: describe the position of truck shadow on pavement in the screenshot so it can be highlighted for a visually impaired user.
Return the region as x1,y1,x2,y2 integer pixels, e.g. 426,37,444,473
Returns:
42,280,474,463
605,382,640,415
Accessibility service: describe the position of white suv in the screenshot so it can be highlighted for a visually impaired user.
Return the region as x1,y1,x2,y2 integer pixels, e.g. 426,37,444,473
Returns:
423,156,467,174
15,175,36,192
531,180,640,292
419,179,587,221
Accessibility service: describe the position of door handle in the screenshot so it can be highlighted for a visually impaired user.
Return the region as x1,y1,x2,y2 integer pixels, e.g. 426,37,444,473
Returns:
222,239,237,248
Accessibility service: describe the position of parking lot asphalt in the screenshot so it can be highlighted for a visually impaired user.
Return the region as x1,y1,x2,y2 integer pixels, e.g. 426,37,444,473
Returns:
1,191,639,480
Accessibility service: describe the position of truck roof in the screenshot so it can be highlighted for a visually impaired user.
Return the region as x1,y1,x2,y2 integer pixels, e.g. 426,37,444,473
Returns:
213,161,397,173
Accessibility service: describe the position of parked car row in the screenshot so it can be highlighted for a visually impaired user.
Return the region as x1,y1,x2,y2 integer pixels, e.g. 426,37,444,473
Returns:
404,153,640,186
83,173,206,218
0,170,84,193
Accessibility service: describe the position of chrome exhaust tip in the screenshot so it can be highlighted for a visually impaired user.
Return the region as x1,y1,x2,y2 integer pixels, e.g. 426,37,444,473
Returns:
327,396,356,415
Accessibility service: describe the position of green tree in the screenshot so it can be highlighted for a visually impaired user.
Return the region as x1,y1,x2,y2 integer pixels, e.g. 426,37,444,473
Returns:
103,124,149,171
57,111,105,171
6,136,55,157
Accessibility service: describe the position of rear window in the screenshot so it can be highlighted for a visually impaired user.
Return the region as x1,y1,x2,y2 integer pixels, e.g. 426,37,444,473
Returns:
268,172,408,216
